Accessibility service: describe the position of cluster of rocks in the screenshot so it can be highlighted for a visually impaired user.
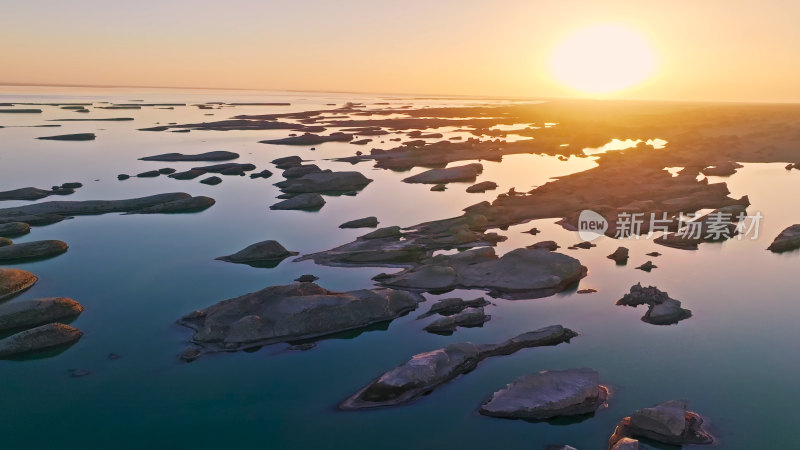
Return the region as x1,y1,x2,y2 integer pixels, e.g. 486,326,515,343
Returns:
265,155,372,211
0,269,84,358
375,247,587,299
616,283,692,325
340,325,578,409
608,400,713,448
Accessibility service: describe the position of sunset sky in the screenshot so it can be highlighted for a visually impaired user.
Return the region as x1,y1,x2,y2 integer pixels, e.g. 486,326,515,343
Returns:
2,0,799,102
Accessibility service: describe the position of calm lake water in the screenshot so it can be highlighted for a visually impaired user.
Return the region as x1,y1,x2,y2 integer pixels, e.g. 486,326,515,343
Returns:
1,87,798,449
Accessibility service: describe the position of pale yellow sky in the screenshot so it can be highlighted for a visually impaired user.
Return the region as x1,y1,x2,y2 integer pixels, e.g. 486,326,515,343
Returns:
2,0,799,102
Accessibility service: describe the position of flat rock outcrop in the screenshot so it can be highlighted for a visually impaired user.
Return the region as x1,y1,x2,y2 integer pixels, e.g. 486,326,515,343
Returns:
423,307,490,333
0,268,38,301
260,132,353,145
124,196,215,214
479,368,608,420
191,163,256,174
0,187,74,201
179,283,423,357
169,169,207,180
274,171,372,193
0,240,68,262
37,133,95,141
377,247,587,299
339,217,379,229
0,222,30,237
402,163,483,184
0,297,83,332
340,325,578,409
417,297,489,318
767,224,800,253
616,283,691,325
0,193,213,222
466,181,499,193
139,151,239,161
608,400,713,448
270,193,326,210
0,323,83,358
216,240,298,266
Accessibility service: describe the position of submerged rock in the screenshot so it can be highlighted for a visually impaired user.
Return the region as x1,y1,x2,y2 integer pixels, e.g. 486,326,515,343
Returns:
216,240,298,265
608,400,713,448
0,297,83,332
0,222,31,238
417,297,489,318
767,224,800,253
378,247,586,299
270,193,326,210
402,163,483,184
274,171,372,193
139,151,239,162
607,247,629,264
0,240,68,262
340,325,578,409
423,307,490,333
616,283,692,325
339,216,379,229
179,283,424,355
0,268,38,301
479,368,608,420
0,323,83,358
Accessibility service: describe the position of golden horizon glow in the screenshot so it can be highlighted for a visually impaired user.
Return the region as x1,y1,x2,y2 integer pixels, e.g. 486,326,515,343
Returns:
549,24,658,95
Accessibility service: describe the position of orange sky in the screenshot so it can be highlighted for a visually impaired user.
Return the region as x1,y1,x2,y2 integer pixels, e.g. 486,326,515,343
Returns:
2,0,799,102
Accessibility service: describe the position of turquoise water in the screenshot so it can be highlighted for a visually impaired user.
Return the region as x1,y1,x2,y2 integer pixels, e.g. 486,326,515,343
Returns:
1,87,798,449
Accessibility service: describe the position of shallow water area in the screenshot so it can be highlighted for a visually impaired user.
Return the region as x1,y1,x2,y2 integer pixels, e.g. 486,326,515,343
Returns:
1,87,799,449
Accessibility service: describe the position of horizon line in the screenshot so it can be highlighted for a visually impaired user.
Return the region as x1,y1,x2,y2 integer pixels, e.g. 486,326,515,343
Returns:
0,81,797,105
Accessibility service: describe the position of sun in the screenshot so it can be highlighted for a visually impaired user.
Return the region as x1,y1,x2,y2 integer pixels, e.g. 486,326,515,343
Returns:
549,24,658,95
